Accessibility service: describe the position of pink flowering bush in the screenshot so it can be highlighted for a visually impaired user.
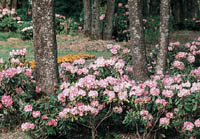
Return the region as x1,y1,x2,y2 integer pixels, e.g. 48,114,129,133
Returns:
0,48,41,131
2,38,200,139
0,8,19,32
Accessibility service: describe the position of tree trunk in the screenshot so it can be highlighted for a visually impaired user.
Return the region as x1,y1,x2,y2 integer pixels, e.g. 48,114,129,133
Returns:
197,0,200,18
6,0,11,9
11,0,17,10
103,0,115,40
83,0,92,37
155,0,170,74
32,0,59,96
91,0,101,40
174,0,181,23
128,0,148,80
149,0,158,16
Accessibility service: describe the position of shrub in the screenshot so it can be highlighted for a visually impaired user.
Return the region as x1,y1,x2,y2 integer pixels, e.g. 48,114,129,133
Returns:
1,37,200,139
0,8,20,32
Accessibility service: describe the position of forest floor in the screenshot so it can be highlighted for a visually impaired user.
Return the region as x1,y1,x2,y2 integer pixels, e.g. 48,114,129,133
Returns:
0,31,200,60
1,30,200,139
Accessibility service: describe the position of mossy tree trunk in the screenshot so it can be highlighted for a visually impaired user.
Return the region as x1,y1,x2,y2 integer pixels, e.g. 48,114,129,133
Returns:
155,0,170,74
103,0,115,40
32,0,59,96
128,0,148,80
91,0,101,40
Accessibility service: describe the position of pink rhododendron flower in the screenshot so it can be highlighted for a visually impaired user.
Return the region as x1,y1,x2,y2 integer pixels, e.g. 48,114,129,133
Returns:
166,112,173,119
21,122,35,131
150,87,160,96
47,119,58,127
173,60,185,70
194,119,200,127
175,52,187,59
73,58,85,65
90,100,99,107
187,55,195,63
190,45,197,51
88,90,98,98
26,69,32,77
118,3,123,7
24,104,32,112
140,110,149,116
36,86,41,93
113,106,123,114
147,122,152,127
15,87,23,94
42,115,48,120
1,95,13,107
32,111,41,118
184,121,194,131
110,48,118,54
162,90,174,98
125,4,128,8
173,41,180,46
155,98,167,106
168,47,173,51
0,103,2,109
99,14,105,20
160,117,170,125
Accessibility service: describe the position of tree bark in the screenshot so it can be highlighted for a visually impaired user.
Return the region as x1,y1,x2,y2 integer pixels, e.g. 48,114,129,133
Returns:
155,0,170,74
11,0,17,10
32,0,59,95
83,0,92,37
103,0,115,40
128,0,148,80
174,0,181,23
149,0,158,16
91,0,101,40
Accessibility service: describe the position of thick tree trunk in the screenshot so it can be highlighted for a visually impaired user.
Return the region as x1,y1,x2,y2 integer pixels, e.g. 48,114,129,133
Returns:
91,0,101,40
32,0,58,95
83,0,92,37
103,0,115,40
155,0,170,74
128,0,148,80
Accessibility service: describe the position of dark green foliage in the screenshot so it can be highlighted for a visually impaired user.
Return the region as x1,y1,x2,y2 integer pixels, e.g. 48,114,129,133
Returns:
55,0,83,21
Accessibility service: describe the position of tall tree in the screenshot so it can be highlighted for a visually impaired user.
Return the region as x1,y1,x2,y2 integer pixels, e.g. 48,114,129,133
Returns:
128,0,148,80
83,0,92,37
103,0,115,40
32,0,59,95
155,0,170,74
91,0,101,40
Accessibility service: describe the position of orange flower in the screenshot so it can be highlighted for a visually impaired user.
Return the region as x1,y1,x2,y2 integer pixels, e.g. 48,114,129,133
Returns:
29,53,95,69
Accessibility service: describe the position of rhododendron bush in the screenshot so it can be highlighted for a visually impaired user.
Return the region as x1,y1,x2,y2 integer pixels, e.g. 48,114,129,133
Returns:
1,37,200,138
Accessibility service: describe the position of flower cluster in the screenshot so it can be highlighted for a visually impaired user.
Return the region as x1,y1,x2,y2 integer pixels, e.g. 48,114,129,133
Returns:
29,53,95,69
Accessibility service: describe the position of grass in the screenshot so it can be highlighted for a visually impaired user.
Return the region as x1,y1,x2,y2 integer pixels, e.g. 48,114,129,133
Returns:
0,32,111,61
0,32,20,41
